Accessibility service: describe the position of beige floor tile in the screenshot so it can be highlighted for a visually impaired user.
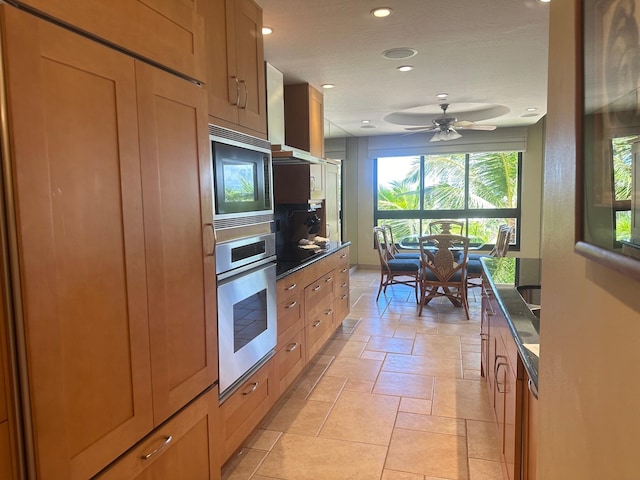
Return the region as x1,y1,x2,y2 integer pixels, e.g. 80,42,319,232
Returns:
321,338,367,357
361,349,387,361
468,458,503,480
324,356,383,381
221,447,268,480
244,428,282,451
432,377,494,422
283,362,329,399
461,342,482,353
381,470,425,480
399,397,432,415
393,325,418,339
319,390,400,445
307,375,346,403
373,371,434,399
463,368,484,381
344,378,375,393
413,333,462,358
466,420,502,461
386,428,469,479
354,319,399,337
383,353,463,378
396,412,466,436
462,351,481,370
331,332,371,343
437,323,481,337
366,335,415,354
260,397,334,435
256,432,387,480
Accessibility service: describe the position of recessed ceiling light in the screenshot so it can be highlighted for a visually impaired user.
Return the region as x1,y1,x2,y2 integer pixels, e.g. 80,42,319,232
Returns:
262,26,273,35
361,120,371,124
436,93,448,99
539,0,550,3
382,48,417,60
321,83,335,89
361,124,377,129
397,65,413,72
526,107,538,111
371,7,393,17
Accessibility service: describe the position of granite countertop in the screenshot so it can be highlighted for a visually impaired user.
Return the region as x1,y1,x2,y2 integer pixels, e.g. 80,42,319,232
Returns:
481,257,541,391
276,240,351,279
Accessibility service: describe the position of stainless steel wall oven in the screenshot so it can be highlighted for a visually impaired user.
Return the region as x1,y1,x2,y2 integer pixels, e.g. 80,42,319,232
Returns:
216,233,277,401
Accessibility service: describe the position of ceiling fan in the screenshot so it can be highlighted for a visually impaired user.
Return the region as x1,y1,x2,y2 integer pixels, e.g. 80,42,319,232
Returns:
405,103,497,142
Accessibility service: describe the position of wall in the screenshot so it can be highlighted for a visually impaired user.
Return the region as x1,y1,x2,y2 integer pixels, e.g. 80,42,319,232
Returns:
540,0,640,478
327,121,546,267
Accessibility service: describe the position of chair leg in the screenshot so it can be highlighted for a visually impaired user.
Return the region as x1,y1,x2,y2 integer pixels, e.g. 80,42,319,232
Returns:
376,271,385,301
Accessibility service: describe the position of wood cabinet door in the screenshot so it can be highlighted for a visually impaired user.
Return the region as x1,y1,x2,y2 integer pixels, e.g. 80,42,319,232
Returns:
95,388,220,480
1,7,154,479
234,0,267,135
136,62,217,425
199,0,239,126
14,0,205,81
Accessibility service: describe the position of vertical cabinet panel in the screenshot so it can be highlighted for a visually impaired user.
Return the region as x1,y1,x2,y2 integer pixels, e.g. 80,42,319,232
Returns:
136,62,217,425
2,7,153,479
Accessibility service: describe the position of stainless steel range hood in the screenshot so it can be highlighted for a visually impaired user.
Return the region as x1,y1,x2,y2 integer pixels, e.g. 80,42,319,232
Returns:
266,62,324,165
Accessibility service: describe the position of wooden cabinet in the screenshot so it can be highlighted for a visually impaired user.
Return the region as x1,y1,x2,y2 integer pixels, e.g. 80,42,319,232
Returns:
199,0,267,137
96,387,220,480
284,83,325,158
334,247,350,324
14,0,205,81
219,358,276,463
482,274,526,480
275,270,306,394
1,6,216,478
522,372,538,480
273,161,327,204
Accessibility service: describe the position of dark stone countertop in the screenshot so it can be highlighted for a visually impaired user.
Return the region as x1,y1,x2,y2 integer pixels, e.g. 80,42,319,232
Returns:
481,257,541,391
276,240,351,279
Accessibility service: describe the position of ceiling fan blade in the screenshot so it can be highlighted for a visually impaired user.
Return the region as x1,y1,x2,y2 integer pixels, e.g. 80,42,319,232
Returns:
405,125,437,131
463,124,497,131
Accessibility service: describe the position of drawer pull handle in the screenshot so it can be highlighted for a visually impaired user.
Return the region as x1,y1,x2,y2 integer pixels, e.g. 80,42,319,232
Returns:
341,294,347,299
326,277,333,283
243,382,259,395
287,301,297,309
313,320,322,327
286,342,298,352
342,268,347,273
528,378,539,400
286,283,297,291
341,282,348,288
326,309,333,315
340,254,347,258
141,435,173,460
313,285,321,291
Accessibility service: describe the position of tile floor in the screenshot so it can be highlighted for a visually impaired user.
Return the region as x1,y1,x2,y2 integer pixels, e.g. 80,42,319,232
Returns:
221,269,503,480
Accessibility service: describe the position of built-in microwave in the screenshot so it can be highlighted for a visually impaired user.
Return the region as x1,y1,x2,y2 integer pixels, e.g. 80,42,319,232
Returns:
209,125,274,230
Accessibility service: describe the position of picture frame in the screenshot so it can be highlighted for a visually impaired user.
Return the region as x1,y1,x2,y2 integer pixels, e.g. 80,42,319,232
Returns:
576,0,640,281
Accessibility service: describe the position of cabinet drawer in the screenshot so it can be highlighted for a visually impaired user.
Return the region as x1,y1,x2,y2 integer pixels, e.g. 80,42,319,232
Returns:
302,255,335,286
96,387,219,480
335,247,350,271
277,293,304,350
305,270,335,319
0,421,13,480
306,308,334,360
219,359,275,462
274,330,305,395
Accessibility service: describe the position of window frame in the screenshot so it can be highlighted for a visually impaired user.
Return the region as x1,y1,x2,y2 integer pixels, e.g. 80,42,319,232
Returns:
373,152,523,251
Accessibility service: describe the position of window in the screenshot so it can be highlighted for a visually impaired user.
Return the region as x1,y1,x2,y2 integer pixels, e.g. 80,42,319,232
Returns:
374,152,521,250
611,136,633,243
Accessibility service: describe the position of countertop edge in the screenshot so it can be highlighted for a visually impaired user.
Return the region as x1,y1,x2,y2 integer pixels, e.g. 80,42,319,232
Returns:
481,257,540,391
276,241,351,280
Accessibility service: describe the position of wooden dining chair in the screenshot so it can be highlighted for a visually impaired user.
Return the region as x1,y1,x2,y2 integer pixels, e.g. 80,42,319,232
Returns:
467,224,513,289
428,220,464,235
373,226,421,302
380,224,421,260
418,233,470,319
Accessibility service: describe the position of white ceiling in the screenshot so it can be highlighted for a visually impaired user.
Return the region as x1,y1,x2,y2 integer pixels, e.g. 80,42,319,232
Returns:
256,0,550,138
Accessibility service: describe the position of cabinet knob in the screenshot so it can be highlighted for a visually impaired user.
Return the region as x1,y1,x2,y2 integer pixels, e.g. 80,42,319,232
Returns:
286,301,297,309
286,283,297,291
313,285,321,291
312,320,322,327
325,277,333,283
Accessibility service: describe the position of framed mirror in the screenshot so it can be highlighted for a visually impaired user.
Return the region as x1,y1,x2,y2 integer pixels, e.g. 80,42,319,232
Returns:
577,0,640,281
